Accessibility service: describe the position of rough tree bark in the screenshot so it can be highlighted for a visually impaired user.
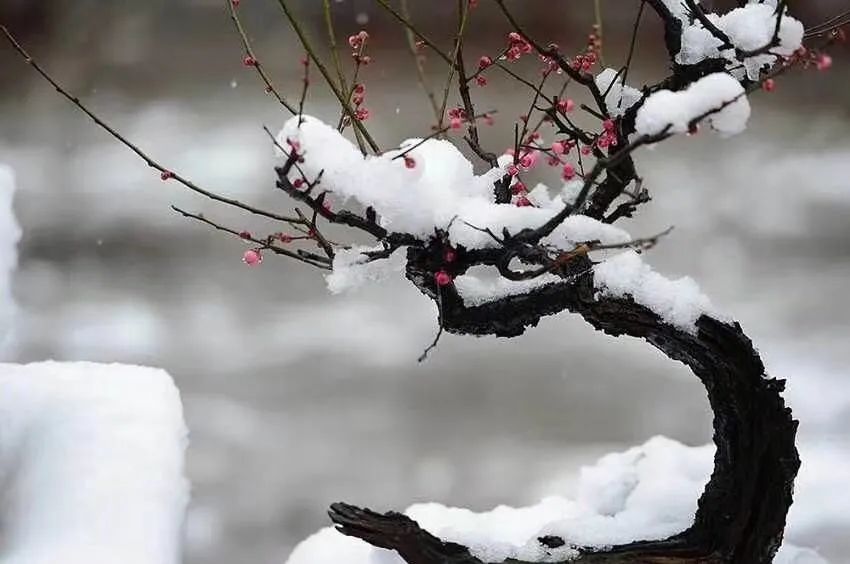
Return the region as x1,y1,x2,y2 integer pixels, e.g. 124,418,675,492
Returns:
328,255,800,564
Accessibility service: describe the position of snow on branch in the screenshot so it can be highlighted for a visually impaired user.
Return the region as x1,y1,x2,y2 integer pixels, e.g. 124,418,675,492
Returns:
2,1,848,563
635,73,750,137
675,1,805,80
0,362,189,564
289,436,821,564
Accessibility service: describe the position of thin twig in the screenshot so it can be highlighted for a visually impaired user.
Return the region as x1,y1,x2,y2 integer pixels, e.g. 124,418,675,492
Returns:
225,0,296,113
171,206,332,270
275,0,379,154
400,0,442,124
373,0,456,67
0,24,304,226
391,110,497,160
418,288,445,363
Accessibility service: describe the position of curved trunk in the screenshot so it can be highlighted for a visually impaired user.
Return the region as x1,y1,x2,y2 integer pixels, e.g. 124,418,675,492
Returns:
329,259,800,563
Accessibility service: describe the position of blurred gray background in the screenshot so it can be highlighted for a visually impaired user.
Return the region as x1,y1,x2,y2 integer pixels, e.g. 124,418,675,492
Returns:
1,1,848,562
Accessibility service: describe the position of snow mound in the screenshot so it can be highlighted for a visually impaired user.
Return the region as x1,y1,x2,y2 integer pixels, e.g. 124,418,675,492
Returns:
0,362,189,564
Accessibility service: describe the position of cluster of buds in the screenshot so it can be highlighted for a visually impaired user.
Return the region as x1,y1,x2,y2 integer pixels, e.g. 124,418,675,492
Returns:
570,26,602,73
284,138,304,162
448,107,468,130
545,139,580,180
509,178,533,207
475,56,493,86
348,31,371,65
504,146,540,177
540,43,562,74
556,97,576,115
570,51,598,73
351,83,369,121
783,46,835,72
505,32,533,62
596,119,619,150
434,246,458,287
503,161,535,207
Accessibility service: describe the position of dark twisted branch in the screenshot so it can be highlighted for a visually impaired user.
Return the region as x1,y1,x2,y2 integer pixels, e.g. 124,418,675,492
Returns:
330,255,800,563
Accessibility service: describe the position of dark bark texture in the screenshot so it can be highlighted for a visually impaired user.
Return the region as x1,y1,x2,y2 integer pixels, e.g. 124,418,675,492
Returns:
329,258,800,563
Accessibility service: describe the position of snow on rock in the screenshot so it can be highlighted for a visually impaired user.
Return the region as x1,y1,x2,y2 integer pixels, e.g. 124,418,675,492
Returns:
593,250,722,333
0,362,189,564
635,73,750,137
676,2,804,80
595,68,642,118
0,165,20,352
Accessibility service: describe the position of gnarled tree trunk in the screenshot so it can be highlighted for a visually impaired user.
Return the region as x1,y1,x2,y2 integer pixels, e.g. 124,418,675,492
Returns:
329,259,799,564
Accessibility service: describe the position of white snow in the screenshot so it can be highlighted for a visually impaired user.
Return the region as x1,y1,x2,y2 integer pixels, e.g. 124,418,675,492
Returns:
286,435,832,563
278,117,630,254
661,0,694,22
286,527,398,564
454,267,563,307
593,250,721,332
286,436,710,564
279,118,725,329
326,245,406,294
635,73,751,137
675,2,804,80
595,68,643,118
0,165,20,353
0,361,189,564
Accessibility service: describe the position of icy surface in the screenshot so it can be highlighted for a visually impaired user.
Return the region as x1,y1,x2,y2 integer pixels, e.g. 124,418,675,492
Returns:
635,73,751,137
0,362,189,564
0,165,20,352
